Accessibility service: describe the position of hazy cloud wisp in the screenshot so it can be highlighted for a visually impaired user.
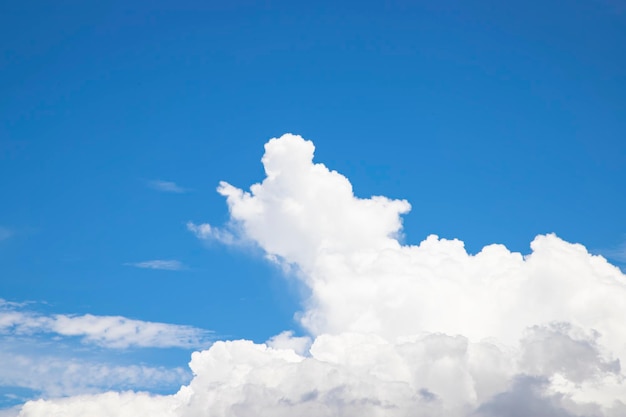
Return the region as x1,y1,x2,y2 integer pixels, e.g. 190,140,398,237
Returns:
148,180,187,193
0,306,210,349
0,227,13,241
0,346,189,398
126,260,186,271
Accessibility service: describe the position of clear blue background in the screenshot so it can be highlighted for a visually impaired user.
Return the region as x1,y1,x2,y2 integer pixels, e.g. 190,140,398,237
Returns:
1,0,625,380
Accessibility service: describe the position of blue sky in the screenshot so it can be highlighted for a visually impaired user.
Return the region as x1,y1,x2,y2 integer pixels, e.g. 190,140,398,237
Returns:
1,0,625,413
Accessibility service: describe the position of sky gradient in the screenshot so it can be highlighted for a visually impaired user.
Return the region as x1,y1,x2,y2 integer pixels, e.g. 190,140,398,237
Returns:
1,1,625,415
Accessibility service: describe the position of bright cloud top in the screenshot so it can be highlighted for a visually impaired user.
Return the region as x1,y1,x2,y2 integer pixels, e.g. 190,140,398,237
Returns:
0,305,210,349
15,134,626,417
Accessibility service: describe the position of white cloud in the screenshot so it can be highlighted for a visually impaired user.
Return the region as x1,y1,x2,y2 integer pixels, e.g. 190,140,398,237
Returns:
0,306,211,349
266,330,312,356
148,180,187,193
126,260,186,271
13,134,626,417
18,391,178,417
186,222,236,245
0,407,20,417
48,314,209,349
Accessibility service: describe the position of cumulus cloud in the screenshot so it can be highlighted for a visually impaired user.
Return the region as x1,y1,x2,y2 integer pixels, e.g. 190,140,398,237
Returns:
148,180,187,193
0,305,211,349
266,330,312,356
474,375,578,417
13,134,626,417
126,260,186,271
18,392,179,417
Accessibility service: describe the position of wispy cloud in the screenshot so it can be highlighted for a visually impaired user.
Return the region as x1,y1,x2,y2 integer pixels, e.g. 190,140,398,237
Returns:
147,180,187,193
0,299,30,309
0,304,211,349
0,346,190,398
595,241,626,265
0,227,13,241
125,260,186,271
186,221,236,245
607,244,626,263
0,301,207,406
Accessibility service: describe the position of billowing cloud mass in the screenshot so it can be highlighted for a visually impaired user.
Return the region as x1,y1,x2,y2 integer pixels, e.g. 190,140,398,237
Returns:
14,134,626,417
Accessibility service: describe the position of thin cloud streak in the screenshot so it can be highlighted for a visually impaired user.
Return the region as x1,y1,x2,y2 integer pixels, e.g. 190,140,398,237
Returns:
0,227,13,241
0,301,205,408
0,304,211,349
148,180,187,193
600,242,626,263
0,347,190,398
126,260,186,271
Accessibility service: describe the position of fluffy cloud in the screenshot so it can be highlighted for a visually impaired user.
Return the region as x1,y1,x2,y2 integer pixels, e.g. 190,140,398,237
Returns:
13,134,626,417
19,392,179,417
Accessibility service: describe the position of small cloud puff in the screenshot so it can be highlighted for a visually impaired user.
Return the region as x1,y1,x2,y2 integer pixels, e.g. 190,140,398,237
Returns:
186,222,236,245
